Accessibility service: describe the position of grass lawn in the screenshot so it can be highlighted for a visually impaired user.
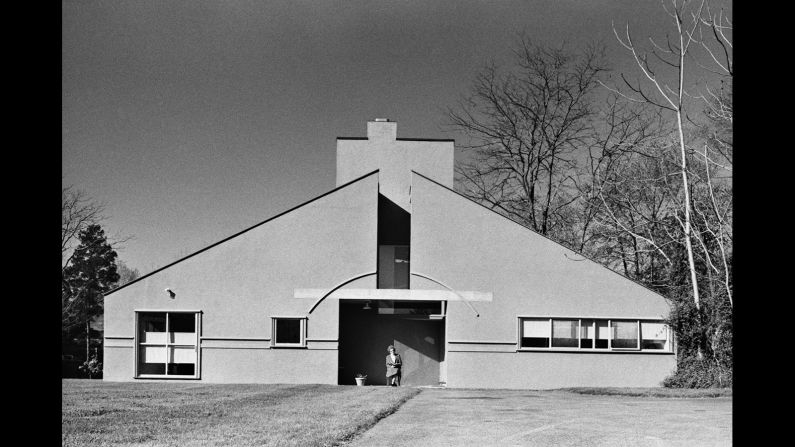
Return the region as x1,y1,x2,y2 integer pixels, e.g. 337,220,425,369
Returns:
62,379,420,447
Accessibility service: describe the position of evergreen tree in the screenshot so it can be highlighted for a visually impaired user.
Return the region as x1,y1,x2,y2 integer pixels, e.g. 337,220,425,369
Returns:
62,224,119,376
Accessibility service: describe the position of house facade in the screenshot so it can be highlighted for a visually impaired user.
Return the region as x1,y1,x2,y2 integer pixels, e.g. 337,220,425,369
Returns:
104,119,675,388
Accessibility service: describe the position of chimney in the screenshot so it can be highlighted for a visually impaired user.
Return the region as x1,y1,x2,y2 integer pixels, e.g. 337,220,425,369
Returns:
367,118,397,141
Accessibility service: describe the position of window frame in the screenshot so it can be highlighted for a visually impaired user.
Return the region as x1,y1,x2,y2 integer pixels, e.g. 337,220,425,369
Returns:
551,318,580,348
134,310,202,379
640,321,672,351
518,317,552,348
610,319,641,351
517,316,672,354
270,316,307,348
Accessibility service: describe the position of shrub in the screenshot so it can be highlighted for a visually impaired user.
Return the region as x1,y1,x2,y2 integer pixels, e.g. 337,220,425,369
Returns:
663,355,732,388
664,287,732,388
79,356,103,379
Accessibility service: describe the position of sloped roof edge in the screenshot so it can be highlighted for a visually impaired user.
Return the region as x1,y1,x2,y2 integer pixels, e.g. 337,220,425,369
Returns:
105,169,380,297
410,170,668,301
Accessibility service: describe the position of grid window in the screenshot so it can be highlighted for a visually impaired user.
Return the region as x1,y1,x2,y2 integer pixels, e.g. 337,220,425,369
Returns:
519,317,670,352
136,312,199,378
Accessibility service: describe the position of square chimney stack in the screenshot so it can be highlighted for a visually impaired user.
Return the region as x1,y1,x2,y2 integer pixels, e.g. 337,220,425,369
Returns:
336,119,454,211
367,118,397,141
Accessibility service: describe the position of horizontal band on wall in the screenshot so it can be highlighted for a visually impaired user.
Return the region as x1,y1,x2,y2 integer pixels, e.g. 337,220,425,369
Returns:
200,337,271,341
448,340,516,345
134,309,204,313
201,339,270,349
105,338,135,348
449,349,516,353
201,345,338,351
201,346,270,350
105,336,134,340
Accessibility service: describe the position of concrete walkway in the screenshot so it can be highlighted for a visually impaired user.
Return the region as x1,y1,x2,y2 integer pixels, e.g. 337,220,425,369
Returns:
345,388,731,446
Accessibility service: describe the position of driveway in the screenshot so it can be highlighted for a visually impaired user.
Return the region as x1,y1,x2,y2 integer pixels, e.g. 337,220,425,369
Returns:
345,388,731,446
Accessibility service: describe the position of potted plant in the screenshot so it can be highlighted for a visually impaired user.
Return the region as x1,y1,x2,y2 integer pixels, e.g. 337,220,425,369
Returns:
355,373,367,386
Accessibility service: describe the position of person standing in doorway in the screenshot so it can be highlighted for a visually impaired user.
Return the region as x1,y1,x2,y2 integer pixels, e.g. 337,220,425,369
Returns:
385,345,402,386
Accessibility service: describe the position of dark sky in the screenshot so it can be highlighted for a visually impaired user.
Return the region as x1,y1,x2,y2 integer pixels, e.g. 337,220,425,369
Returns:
62,0,731,273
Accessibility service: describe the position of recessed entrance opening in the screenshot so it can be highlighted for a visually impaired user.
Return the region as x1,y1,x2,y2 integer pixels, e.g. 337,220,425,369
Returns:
338,299,445,386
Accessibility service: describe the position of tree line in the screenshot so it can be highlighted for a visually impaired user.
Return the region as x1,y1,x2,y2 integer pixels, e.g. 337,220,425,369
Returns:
62,185,139,378
449,0,731,387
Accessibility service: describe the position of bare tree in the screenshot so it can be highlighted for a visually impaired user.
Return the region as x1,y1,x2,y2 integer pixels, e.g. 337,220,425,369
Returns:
62,184,133,272
576,95,669,260
602,0,733,311
62,185,106,270
448,38,608,243
689,3,733,306
591,139,681,282
114,260,141,288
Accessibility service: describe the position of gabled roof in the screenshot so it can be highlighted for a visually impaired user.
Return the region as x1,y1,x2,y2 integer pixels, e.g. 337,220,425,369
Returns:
104,169,380,296
410,170,667,300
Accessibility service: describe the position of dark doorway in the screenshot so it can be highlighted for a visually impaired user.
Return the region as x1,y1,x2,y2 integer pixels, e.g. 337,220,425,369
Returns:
378,194,410,289
338,300,444,386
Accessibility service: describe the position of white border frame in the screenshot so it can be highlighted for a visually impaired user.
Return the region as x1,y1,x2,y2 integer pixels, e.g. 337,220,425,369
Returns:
134,310,202,379
270,316,307,348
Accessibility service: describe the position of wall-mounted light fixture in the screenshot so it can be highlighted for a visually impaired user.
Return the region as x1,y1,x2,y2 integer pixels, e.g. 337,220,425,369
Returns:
165,288,176,299
362,300,372,310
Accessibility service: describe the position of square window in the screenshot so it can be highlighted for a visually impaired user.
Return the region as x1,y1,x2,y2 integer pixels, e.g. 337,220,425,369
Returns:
641,322,669,350
612,320,639,349
520,318,550,348
272,317,306,347
552,319,579,348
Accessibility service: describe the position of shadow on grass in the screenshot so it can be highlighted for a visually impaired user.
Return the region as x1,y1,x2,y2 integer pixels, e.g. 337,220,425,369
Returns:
333,387,421,446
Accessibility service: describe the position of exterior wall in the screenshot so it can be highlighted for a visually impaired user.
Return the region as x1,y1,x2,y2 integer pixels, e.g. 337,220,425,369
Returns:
336,121,454,212
446,350,676,389
201,349,338,384
103,172,379,383
410,173,676,388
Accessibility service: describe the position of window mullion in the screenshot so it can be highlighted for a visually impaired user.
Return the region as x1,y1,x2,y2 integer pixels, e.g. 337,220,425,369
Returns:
164,313,170,376
608,319,612,350
636,320,641,350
